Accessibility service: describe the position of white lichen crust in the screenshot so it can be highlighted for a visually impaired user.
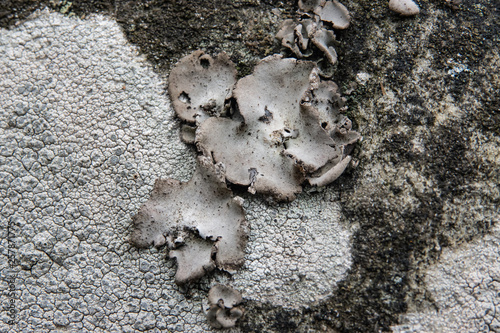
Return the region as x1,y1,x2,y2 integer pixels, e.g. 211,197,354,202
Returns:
0,10,214,332
0,8,356,332
232,190,355,308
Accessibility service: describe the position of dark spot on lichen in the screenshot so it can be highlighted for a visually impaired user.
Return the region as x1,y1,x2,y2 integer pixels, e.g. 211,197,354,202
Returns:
178,92,191,104
200,57,210,69
258,106,273,124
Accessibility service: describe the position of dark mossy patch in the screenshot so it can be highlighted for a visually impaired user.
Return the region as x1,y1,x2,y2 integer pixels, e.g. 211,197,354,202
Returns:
306,180,437,331
384,133,415,162
299,0,499,331
113,0,296,74
469,68,500,136
0,0,118,28
234,1,498,330
426,0,499,69
240,302,305,333
472,97,500,135
336,0,499,100
0,0,47,27
271,311,300,332
423,126,476,197
50,0,113,17
307,121,496,332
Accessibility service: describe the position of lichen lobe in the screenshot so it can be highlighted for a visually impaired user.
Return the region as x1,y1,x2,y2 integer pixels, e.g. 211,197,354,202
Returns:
194,54,360,201
168,50,237,124
130,156,247,284
207,284,245,329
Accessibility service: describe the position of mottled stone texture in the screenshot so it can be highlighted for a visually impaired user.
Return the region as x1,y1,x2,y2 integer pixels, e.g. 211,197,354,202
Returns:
0,0,499,332
1,0,295,75
0,8,353,333
302,0,499,332
0,10,202,332
392,224,500,332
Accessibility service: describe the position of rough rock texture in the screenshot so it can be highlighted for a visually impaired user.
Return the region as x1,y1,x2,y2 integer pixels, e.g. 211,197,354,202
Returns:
0,0,499,332
0,9,354,332
392,224,500,332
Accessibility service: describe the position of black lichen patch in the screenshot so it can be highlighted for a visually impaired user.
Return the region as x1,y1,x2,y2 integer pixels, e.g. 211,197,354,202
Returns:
113,0,296,74
0,0,47,27
240,302,304,333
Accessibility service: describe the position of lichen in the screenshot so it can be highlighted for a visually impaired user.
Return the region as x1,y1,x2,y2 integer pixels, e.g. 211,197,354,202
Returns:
130,156,248,284
169,51,360,201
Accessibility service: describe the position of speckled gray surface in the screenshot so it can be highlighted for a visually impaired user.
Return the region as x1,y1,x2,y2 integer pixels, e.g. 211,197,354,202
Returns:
0,10,199,332
234,192,354,308
392,224,500,332
0,0,499,332
0,9,354,332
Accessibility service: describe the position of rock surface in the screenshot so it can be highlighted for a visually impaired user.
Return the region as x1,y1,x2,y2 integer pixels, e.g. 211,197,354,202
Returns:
0,8,354,332
392,224,500,332
0,0,499,331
